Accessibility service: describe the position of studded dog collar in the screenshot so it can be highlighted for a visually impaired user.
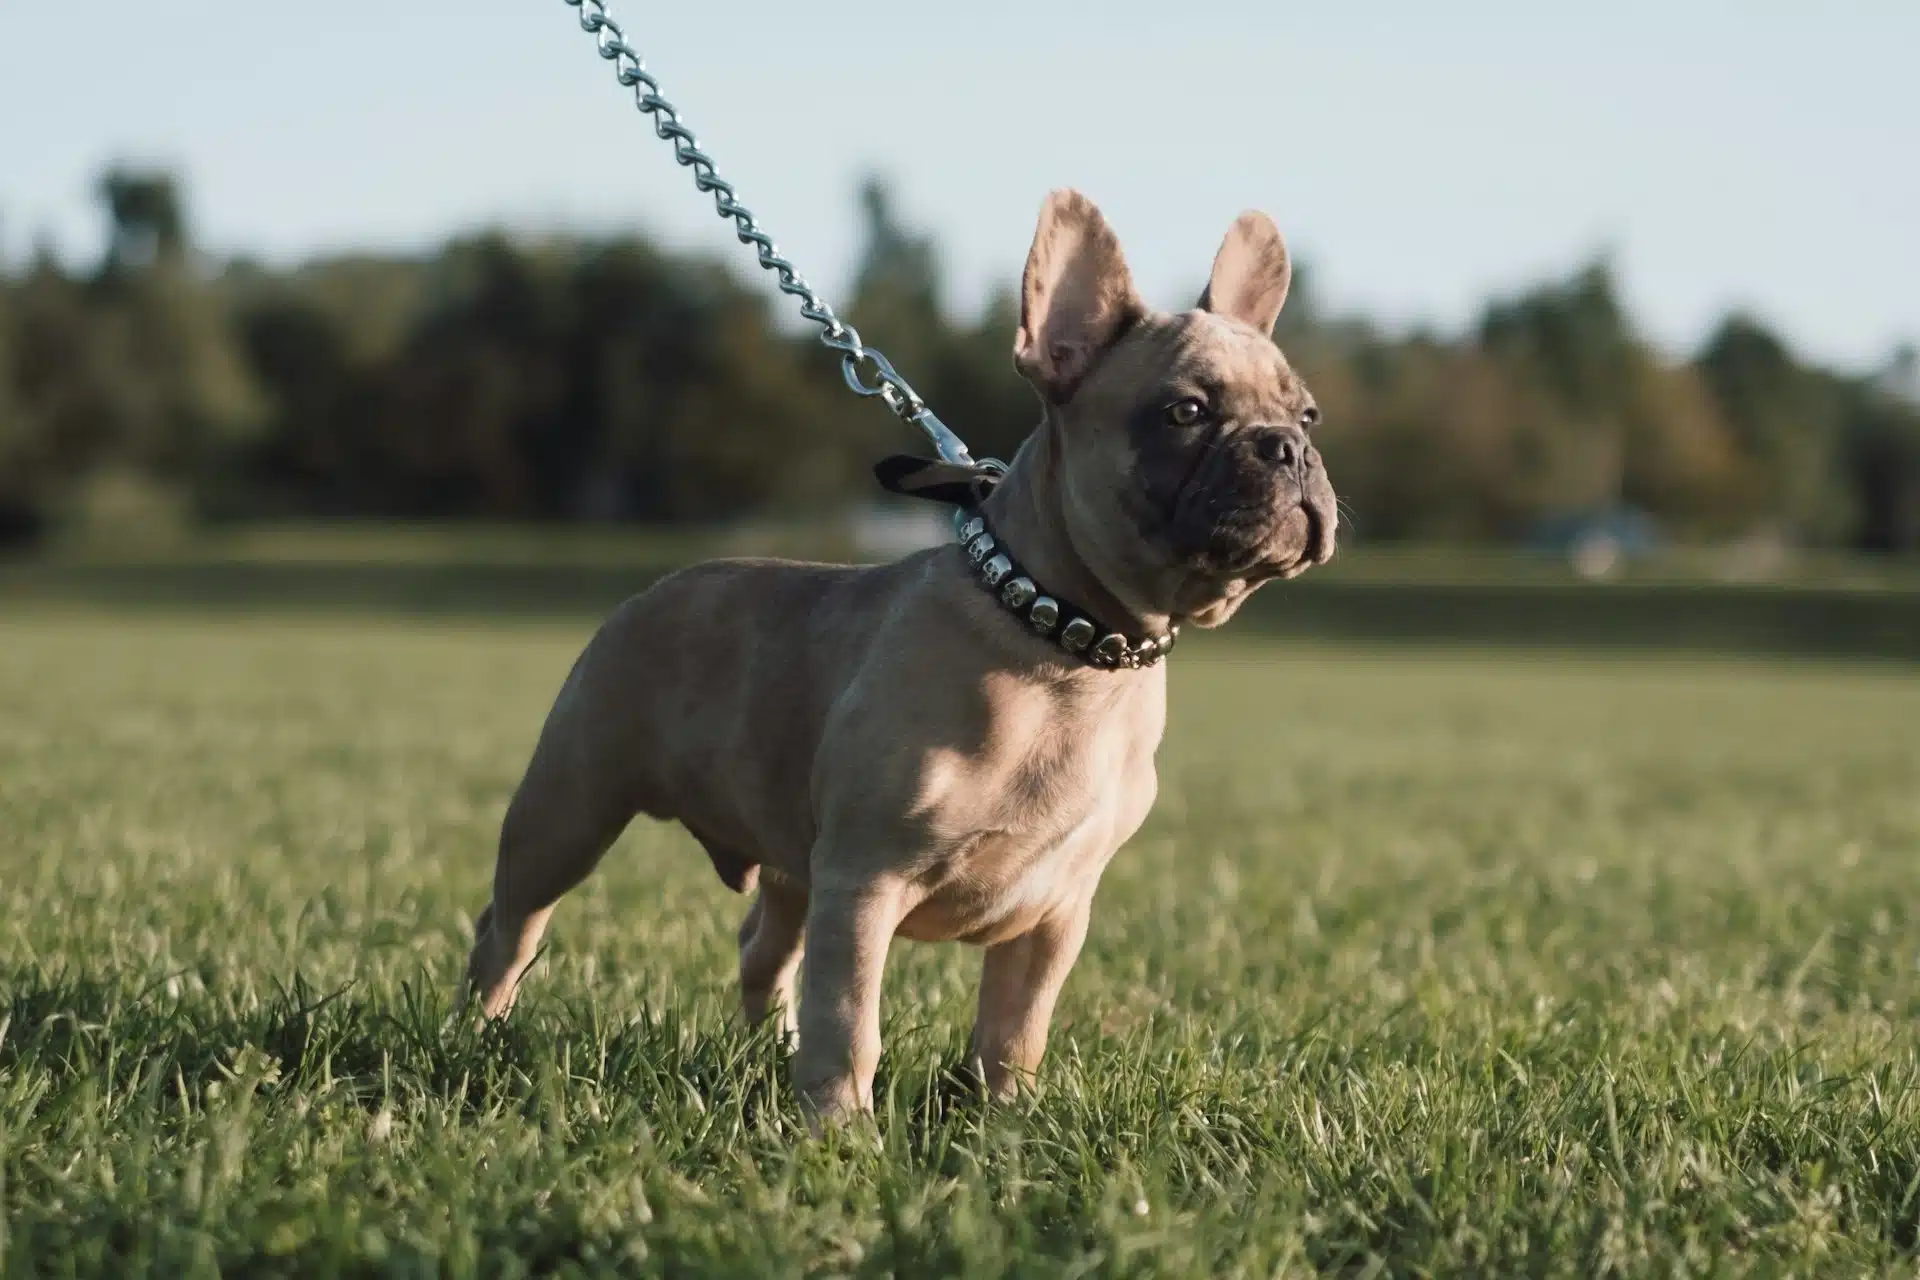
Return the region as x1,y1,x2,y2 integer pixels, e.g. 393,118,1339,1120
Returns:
874,453,1178,670
951,508,1177,670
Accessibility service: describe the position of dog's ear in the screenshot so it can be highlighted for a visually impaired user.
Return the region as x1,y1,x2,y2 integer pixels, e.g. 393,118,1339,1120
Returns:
1014,190,1145,403
1198,211,1291,336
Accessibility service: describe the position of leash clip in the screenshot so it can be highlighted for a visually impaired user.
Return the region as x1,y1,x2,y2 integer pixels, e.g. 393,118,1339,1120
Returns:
908,406,978,467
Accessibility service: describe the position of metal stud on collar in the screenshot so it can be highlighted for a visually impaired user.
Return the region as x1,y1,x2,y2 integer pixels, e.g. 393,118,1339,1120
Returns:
1089,634,1129,667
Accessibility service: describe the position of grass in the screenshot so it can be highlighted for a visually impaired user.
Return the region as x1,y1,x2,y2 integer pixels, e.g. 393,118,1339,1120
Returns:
3,610,1919,1276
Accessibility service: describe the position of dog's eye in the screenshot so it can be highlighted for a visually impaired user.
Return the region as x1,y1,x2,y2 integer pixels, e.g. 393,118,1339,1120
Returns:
1301,405,1321,430
1165,398,1209,427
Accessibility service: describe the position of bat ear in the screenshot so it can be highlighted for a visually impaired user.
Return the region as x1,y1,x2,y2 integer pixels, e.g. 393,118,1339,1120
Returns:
1197,210,1291,336
1013,189,1145,403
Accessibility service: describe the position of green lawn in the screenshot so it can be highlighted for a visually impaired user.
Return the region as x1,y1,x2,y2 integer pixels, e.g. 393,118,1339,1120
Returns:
3,613,1919,1276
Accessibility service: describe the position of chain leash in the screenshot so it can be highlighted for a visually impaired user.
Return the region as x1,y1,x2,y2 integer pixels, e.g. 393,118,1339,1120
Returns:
561,0,979,466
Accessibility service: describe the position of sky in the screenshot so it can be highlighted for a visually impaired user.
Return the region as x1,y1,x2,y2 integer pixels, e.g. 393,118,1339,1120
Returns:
2,1,1915,371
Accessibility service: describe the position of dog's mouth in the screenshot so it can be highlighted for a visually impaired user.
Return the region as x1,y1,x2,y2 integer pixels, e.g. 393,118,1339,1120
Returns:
1174,470,1337,583
1199,505,1322,581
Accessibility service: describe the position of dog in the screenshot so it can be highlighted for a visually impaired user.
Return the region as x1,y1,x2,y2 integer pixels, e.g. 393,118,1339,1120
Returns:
464,190,1337,1125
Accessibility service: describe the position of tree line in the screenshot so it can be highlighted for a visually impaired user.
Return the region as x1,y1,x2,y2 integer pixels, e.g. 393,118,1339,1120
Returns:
1,169,1915,550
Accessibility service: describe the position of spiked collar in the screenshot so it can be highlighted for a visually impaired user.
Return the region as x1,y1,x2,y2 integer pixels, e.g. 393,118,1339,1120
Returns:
871,453,1177,670
951,508,1178,669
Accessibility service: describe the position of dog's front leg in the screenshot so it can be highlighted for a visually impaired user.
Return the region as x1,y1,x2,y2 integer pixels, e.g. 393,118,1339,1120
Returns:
792,876,904,1128
970,902,1092,1097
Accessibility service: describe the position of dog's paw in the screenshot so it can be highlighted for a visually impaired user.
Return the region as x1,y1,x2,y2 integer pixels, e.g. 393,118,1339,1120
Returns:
796,1082,879,1140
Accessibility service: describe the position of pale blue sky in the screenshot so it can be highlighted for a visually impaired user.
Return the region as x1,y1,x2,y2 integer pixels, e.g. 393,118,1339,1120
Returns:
2,2,1914,369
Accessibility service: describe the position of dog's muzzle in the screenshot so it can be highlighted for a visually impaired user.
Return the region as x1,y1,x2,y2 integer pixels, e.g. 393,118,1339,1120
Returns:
1172,426,1335,576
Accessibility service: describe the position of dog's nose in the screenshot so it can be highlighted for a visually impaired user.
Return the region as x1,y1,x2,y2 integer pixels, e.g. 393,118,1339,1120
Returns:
1251,424,1309,472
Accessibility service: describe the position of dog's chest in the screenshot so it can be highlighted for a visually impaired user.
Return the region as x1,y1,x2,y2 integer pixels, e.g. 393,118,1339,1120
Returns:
896,729,1158,946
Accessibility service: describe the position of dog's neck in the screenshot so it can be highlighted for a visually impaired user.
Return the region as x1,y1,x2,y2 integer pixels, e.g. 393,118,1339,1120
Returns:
979,422,1172,639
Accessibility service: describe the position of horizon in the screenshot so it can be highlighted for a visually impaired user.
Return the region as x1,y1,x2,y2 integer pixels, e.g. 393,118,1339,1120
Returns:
3,2,1915,373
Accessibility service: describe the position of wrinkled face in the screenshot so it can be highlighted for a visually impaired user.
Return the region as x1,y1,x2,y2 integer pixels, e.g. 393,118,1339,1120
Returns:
1013,192,1337,628
1061,311,1336,626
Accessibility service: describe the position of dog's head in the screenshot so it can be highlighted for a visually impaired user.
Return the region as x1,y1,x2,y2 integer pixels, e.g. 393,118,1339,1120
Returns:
1014,190,1336,627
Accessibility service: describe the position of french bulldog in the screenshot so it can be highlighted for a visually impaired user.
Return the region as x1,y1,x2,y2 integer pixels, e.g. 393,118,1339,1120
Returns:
465,189,1336,1125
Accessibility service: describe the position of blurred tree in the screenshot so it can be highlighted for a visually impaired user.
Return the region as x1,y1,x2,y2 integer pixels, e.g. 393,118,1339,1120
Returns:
236,292,370,515
6,255,140,530
1479,262,1638,515
1696,315,1854,541
0,172,262,541
845,176,1036,464
573,242,849,521
1845,352,1920,551
91,171,263,512
98,169,188,277
851,176,941,320
1479,262,1750,533
0,269,39,542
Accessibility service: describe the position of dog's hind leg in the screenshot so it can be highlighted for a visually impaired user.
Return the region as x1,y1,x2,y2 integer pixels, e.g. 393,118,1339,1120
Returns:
466,780,632,1018
738,874,807,1038
465,676,638,1019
